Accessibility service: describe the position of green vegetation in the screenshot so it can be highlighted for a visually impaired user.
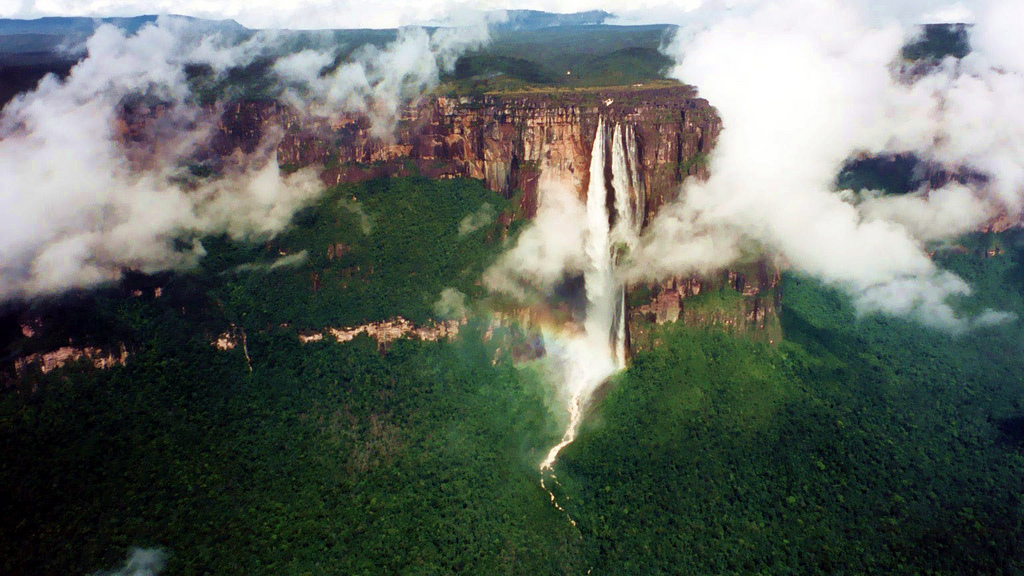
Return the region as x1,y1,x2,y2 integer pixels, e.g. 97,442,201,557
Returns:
202,175,511,330
485,25,673,82
3,166,1024,576
903,23,971,61
559,232,1024,574
569,47,674,88
453,55,559,86
441,25,677,94
679,284,746,314
678,151,709,176
1,176,580,575
0,316,580,574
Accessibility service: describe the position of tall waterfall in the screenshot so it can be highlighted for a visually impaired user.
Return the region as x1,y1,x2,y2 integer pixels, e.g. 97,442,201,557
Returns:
583,118,616,369
610,123,645,367
540,118,645,479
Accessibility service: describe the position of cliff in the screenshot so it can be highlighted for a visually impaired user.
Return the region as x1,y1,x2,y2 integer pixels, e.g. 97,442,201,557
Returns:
628,261,783,349
207,86,786,347
213,84,720,222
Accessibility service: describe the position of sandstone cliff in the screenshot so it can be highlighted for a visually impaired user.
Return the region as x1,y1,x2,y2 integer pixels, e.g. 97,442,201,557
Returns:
628,260,783,349
204,86,790,346
212,85,720,222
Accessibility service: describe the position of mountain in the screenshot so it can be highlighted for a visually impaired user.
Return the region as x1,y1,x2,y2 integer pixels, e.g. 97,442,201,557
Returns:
0,14,246,37
492,9,611,31
2,14,1024,576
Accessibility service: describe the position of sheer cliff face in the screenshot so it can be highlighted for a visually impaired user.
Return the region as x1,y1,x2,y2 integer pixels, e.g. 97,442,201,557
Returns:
629,261,783,348
214,85,721,222
209,87,783,342
419,85,721,221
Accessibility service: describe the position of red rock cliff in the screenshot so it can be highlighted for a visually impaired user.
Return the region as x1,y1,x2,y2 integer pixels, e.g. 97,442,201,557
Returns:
213,85,721,222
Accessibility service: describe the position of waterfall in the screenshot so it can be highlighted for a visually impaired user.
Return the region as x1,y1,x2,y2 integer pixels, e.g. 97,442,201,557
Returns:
540,119,645,477
583,118,616,366
609,123,641,367
609,123,645,368
626,124,645,231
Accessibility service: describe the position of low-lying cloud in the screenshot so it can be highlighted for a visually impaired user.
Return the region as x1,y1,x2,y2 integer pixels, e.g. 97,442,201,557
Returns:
484,175,589,301
273,18,490,137
637,0,1022,331
433,287,469,318
458,203,495,236
0,15,488,301
92,547,167,576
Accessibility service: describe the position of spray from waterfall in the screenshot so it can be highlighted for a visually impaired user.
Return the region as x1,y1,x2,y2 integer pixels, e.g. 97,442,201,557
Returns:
539,118,645,519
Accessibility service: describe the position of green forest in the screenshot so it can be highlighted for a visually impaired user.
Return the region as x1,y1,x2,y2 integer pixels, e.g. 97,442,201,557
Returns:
2,176,1024,574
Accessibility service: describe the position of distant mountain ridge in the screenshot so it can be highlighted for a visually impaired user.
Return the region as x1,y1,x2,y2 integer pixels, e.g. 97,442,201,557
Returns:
492,10,611,31
0,9,611,37
0,15,246,36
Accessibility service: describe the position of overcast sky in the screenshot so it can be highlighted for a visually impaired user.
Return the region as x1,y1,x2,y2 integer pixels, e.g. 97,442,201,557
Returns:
0,0,984,29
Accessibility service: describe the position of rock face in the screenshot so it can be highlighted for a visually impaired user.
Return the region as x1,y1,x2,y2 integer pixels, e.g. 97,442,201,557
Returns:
14,345,128,375
298,317,465,351
208,87,791,344
214,85,721,222
629,261,783,347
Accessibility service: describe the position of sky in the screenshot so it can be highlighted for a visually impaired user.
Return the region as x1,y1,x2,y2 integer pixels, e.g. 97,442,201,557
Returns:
0,0,985,29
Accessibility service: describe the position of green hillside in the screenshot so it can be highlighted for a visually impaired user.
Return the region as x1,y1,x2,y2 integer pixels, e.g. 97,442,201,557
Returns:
3,167,1023,574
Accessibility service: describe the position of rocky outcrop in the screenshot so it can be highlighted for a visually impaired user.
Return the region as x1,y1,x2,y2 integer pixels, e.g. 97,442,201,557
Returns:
14,344,128,375
211,85,721,222
629,260,783,347
298,317,465,351
483,310,547,364
206,89,793,346
122,88,794,351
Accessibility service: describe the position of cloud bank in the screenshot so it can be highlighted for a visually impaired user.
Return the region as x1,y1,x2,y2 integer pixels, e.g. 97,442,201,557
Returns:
273,18,490,136
3,0,987,30
0,16,487,301
636,0,1022,331
484,174,590,301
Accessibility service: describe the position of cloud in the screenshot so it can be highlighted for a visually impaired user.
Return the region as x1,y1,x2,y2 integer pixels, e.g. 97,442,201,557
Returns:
484,174,589,301
337,197,374,234
5,0,991,30
0,15,487,301
0,18,315,299
919,2,975,24
856,184,995,242
641,0,1019,331
271,19,490,136
92,547,167,576
232,249,310,272
971,0,1024,72
433,287,468,318
458,203,495,236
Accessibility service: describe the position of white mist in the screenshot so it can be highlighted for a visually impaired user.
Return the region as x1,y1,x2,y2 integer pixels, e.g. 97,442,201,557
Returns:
540,118,645,476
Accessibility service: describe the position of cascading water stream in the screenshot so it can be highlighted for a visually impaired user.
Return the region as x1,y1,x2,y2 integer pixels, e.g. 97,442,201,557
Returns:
539,118,645,522
610,123,644,368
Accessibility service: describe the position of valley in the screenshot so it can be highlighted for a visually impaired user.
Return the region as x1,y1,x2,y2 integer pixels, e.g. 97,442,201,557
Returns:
2,10,1024,575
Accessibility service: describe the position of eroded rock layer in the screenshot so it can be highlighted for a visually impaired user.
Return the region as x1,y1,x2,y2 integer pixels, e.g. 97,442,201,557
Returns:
212,85,721,222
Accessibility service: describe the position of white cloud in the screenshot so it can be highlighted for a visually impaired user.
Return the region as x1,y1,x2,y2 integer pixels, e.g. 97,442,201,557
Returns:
857,184,995,242
433,287,468,318
2,0,987,29
484,174,589,301
920,2,975,24
0,15,485,300
639,0,1019,332
92,547,167,576
272,22,489,137
458,203,495,236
